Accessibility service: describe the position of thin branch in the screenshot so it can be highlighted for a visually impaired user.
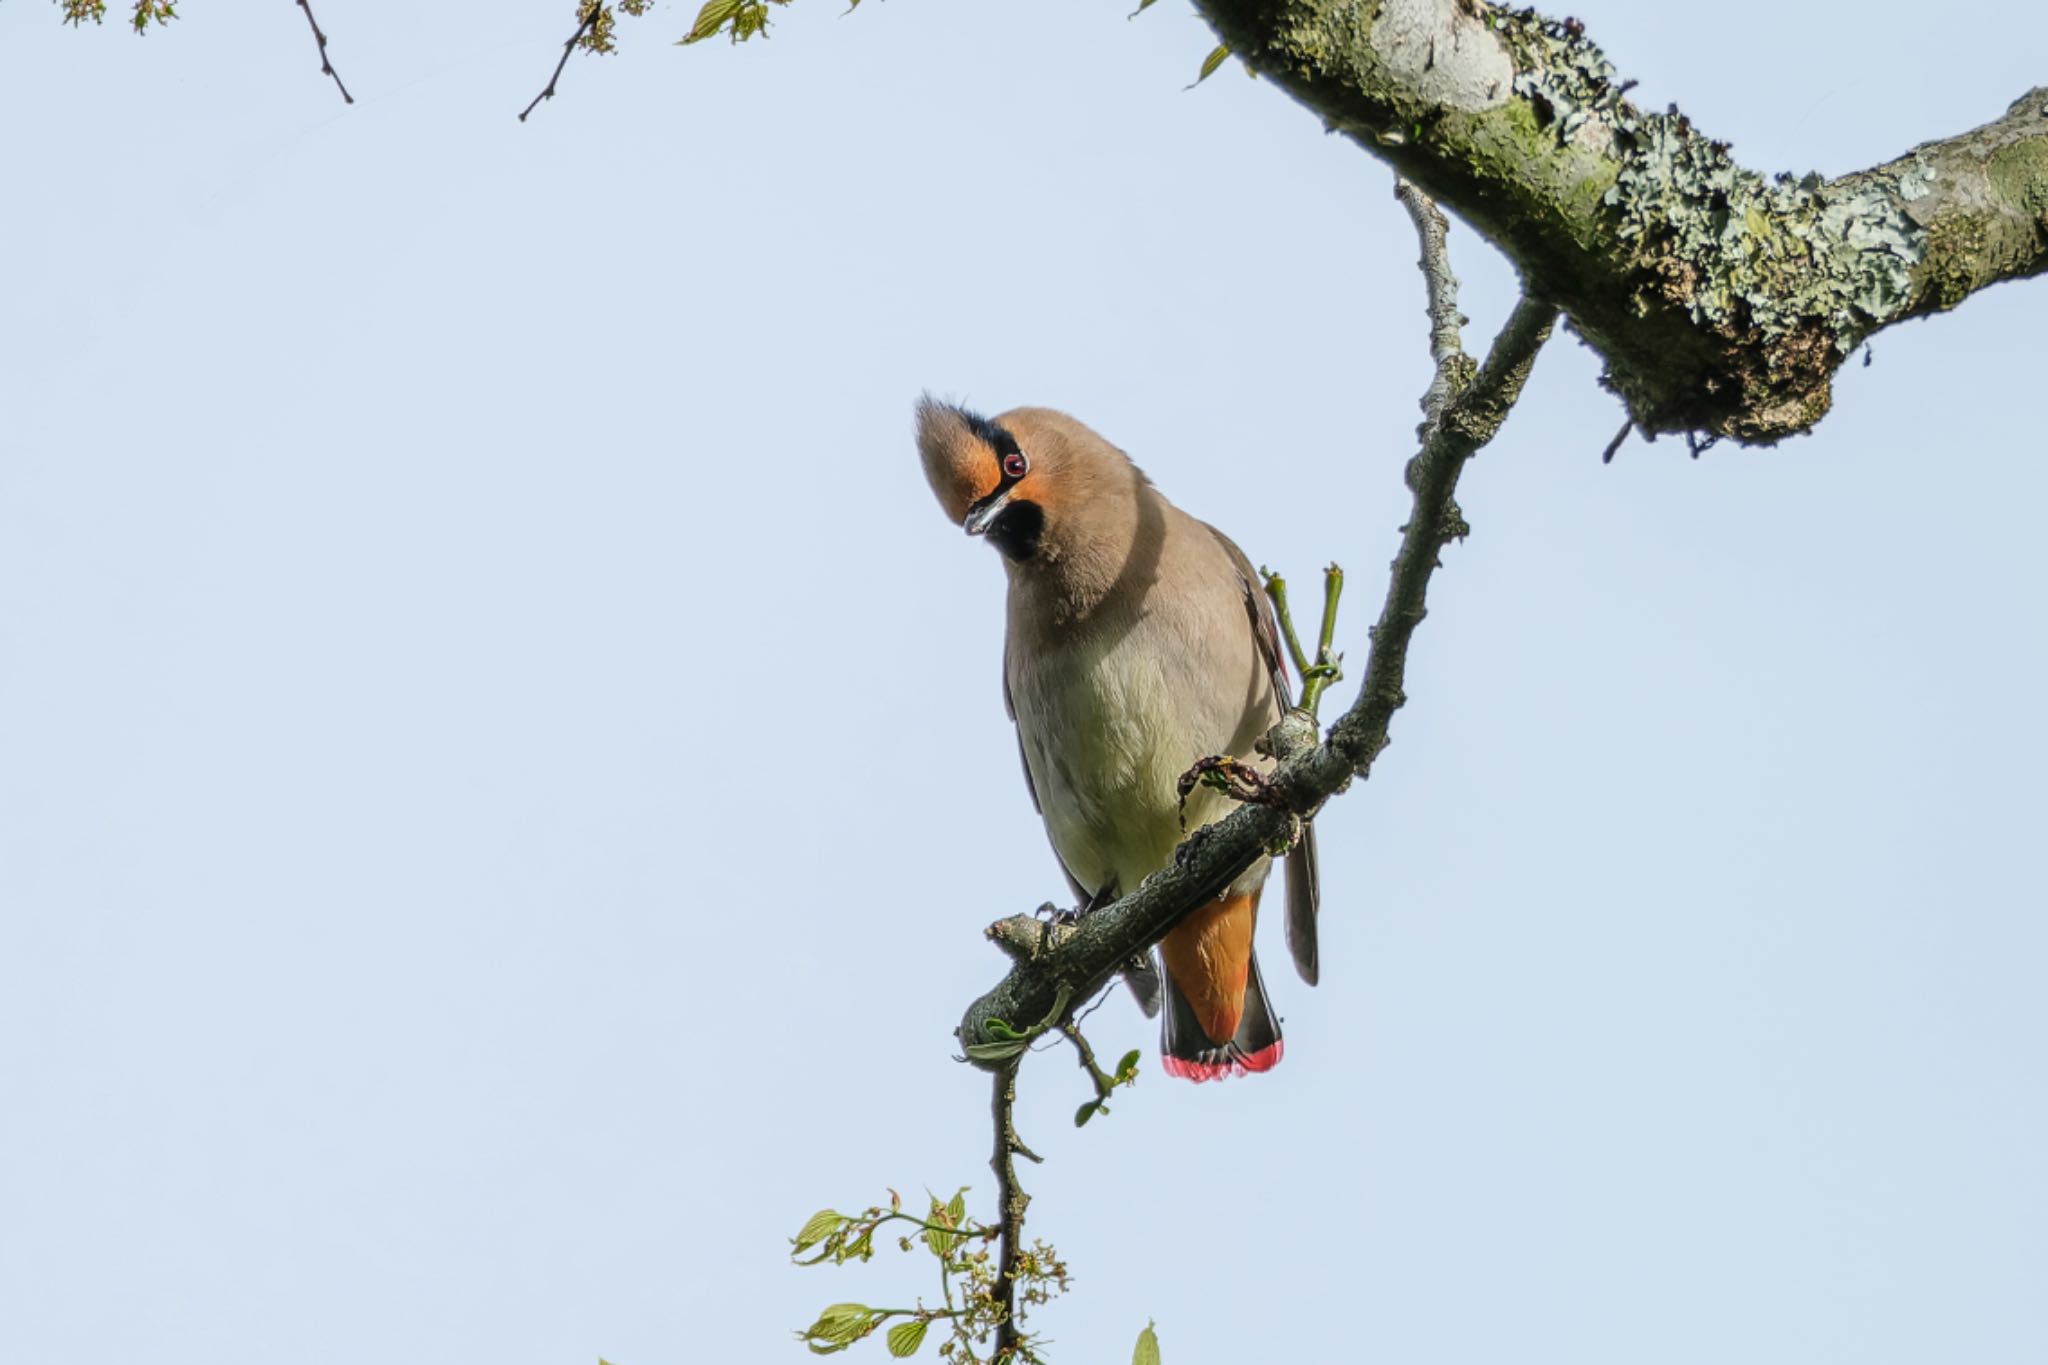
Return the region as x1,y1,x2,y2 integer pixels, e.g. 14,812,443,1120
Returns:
989,1060,1037,1363
293,0,351,105
1061,1023,1115,1107
959,198,1559,1062
1263,563,1347,718
1262,567,1317,681
1313,565,1344,674
1326,293,1556,772
1601,418,1634,464
1394,177,1467,432
519,4,599,123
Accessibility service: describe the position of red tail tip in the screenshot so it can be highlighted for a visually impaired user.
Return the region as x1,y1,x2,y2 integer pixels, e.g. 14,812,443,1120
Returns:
1160,1038,1284,1083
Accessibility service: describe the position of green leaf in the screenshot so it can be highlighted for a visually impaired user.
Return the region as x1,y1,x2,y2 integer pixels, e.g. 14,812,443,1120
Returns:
886,1319,929,1357
969,983,1075,1062
843,1226,876,1262
1190,44,1230,87
1133,1320,1162,1365
922,1195,958,1256
800,1303,880,1354
1075,1101,1099,1127
1128,0,1159,14
680,0,740,43
815,1303,873,1333
1115,1049,1142,1080
794,1209,843,1252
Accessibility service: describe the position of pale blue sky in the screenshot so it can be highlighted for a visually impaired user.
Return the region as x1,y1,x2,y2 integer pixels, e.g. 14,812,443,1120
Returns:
2,3,2043,1362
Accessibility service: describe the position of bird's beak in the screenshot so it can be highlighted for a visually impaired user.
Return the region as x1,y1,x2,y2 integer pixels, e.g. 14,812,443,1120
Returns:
963,487,1014,537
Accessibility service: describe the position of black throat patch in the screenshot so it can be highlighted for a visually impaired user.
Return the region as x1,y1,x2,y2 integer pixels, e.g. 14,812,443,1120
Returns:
986,499,1043,562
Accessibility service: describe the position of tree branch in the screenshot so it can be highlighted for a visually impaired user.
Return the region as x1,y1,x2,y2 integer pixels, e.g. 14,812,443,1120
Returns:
1188,0,2048,445
990,1060,1038,1363
293,0,351,105
1396,177,1469,426
958,189,1557,1063
520,3,600,123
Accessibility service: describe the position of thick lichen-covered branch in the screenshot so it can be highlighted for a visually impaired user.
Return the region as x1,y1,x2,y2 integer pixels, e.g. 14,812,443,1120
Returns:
959,194,1557,1061
1189,0,2047,444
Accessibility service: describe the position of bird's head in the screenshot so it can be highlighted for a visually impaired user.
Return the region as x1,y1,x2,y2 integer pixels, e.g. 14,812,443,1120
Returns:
915,397,1140,564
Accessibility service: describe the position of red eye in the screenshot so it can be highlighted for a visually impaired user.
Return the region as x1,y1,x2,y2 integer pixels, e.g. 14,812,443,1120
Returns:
1001,452,1028,479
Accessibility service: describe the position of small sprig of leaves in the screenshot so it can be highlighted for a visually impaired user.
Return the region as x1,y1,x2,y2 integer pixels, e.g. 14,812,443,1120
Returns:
1063,1023,1140,1128
574,0,651,56
959,982,1072,1067
792,1189,1070,1360
1125,1,1236,87
57,0,176,31
679,0,809,46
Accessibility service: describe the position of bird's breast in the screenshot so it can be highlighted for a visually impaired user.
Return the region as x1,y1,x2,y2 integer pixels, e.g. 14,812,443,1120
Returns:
1010,610,1262,893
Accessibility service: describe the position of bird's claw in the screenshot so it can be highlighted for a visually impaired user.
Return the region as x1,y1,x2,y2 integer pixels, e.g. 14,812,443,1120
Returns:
1175,754,1278,830
1031,900,1081,926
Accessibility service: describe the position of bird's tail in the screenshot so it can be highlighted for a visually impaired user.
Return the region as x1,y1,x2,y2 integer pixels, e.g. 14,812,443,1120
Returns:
1157,891,1283,1081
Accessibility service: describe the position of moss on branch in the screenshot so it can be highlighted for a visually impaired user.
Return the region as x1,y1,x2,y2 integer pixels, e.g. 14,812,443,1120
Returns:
1192,0,2048,444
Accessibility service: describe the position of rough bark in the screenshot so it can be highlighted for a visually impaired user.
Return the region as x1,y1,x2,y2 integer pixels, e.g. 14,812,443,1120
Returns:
1190,0,2048,445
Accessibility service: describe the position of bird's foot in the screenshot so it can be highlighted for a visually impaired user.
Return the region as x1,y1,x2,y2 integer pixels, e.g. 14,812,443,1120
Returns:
1176,754,1278,831
1032,900,1081,927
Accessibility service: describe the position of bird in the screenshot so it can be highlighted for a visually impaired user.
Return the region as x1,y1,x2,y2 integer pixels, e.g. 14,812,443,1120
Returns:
915,398,1319,1081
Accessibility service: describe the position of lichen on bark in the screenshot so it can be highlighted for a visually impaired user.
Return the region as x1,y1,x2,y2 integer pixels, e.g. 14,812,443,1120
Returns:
1192,0,2047,445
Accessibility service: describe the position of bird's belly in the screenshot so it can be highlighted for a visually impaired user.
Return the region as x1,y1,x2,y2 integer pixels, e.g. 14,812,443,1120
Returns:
1015,629,1257,897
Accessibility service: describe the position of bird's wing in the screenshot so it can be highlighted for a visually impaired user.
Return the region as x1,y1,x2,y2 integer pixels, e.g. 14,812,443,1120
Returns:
1201,522,1291,709
1004,643,1164,1015
1202,522,1322,987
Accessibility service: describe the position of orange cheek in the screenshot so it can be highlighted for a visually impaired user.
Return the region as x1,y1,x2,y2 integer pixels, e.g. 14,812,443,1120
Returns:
1010,472,1052,518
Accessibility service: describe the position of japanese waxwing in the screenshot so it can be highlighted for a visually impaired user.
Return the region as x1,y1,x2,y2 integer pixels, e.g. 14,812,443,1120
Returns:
915,398,1319,1080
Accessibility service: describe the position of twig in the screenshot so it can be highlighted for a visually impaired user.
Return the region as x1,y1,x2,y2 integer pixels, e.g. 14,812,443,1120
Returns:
990,1060,1038,1362
1062,1023,1116,1109
1326,293,1556,772
519,3,599,122
1262,563,1345,718
1061,1020,1140,1129
293,0,352,105
1394,177,1469,434
1314,564,1344,675
1264,568,1316,680
1601,418,1633,464
959,189,1558,1059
